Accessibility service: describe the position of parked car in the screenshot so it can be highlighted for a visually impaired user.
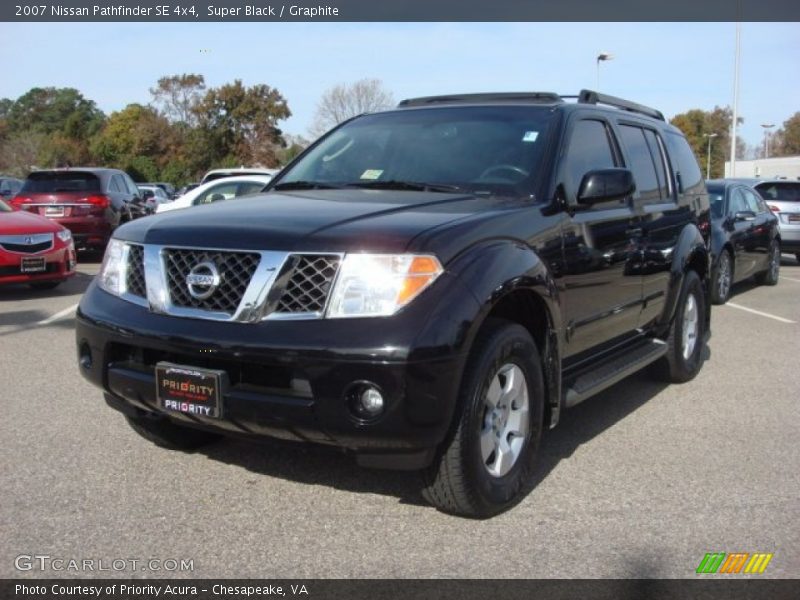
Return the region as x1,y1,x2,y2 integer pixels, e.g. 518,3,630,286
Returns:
0,197,76,289
155,176,272,213
751,180,800,263
0,176,24,200
200,167,279,184
10,168,148,250
706,180,781,304
142,181,177,199
175,182,201,197
77,90,711,517
137,185,172,213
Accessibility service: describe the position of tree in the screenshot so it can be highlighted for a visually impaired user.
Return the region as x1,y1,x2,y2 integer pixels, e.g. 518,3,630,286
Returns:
771,112,800,157
194,80,291,168
6,87,104,138
0,132,46,176
310,78,394,138
150,74,206,126
670,107,743,179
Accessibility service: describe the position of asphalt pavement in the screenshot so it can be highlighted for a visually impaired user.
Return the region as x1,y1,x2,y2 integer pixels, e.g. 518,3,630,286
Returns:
1,253,798,579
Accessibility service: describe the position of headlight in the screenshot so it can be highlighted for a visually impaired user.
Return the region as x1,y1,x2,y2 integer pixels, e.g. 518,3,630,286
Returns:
56,229,72,242
98,239,127,296
326,254,443,318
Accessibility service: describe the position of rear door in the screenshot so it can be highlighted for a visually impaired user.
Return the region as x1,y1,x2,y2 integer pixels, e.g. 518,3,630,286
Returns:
742,186,772,271
727,186,759,280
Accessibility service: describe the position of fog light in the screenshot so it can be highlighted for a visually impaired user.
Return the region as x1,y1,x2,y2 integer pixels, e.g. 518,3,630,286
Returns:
347,382,385,420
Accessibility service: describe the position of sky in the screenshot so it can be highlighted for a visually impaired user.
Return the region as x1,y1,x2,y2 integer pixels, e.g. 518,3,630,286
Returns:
1,22,798,150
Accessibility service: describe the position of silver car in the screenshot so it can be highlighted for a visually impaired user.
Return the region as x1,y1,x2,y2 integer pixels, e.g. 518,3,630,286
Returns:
752,180,800,262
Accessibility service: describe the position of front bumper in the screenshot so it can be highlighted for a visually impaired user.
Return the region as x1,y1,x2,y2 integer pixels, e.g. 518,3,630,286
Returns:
0,243,76,285
76,275,478,468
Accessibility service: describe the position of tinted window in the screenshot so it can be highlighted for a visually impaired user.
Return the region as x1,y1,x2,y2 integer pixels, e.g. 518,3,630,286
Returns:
21,171,101,193
237,182,266,196
729,188,748,215
643,129,671,200
742,188,762,213
563,119,618,202
663,132,703,194
619,125,660,204
707,187,725,219
754,182,800,203
194,182,239,205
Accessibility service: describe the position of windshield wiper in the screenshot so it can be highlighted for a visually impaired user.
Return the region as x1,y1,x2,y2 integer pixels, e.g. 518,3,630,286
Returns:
345,180,465,193
272,181,345,191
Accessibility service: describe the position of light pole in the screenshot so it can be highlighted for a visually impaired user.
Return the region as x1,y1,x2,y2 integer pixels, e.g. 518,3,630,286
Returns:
703,133,718,180
730,23,741,177
596,52,613,89
761,123,775,158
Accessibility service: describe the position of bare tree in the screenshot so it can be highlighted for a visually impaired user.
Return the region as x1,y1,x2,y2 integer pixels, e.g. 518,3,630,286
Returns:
150,74,206,126
310,78,394,138
0,132,46,176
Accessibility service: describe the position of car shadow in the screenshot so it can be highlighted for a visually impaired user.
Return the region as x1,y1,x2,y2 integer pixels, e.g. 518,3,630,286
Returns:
0,271,94,302
197,348,708,515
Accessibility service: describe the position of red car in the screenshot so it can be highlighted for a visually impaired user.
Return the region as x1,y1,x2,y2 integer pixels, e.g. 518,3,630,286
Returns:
0,197,76,289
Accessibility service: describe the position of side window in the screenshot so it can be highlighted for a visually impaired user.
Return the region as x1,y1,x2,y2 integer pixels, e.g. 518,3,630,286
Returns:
563,119,618,203
124,176,140,196
237,182,266,196
729,188,748,215
108,176,122,193
194,182,238,205
619,125,660,204
743,189,762,213
663,132,703,195
643,129,672,201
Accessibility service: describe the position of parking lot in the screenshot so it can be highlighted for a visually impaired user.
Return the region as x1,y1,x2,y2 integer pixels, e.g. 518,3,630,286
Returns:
1,254,798,579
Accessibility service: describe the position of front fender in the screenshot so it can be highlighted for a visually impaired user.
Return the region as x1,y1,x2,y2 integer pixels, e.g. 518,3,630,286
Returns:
658,223,710,331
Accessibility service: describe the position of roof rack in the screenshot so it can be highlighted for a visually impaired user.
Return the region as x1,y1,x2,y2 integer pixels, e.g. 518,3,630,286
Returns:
577,89,665,121
398,92,563,107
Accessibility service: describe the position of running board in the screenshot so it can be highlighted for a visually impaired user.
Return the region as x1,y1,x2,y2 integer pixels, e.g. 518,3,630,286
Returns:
564,339,667,408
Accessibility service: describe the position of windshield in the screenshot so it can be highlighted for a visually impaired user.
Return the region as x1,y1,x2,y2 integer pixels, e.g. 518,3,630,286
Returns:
276,106,555,198
755,182,800,202
21,171,101,194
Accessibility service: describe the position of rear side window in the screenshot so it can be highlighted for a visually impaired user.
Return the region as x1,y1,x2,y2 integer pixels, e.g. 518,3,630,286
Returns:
755,182,800,203
663,132,704,195
619,125,664,204
21,171,101,193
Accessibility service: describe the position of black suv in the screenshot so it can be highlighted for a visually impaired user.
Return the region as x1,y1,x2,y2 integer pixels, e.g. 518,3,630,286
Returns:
76,91,711,517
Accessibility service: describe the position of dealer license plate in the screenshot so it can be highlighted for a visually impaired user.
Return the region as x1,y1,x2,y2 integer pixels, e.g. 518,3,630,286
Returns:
21,257,47,273
155,362,227,419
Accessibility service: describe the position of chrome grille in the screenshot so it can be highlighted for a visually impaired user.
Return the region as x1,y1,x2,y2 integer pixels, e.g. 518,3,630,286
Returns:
125,245,147,298
164,248,260,314
0,233,54,254
276,255,341,314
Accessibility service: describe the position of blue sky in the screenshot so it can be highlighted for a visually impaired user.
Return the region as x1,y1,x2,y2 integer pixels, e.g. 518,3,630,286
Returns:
1,22,798,149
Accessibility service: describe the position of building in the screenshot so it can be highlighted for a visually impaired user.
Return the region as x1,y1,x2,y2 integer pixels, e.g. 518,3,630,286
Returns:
725,156,800,179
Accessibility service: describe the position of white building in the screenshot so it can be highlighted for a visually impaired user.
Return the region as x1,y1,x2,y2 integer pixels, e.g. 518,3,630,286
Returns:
725,155,800,179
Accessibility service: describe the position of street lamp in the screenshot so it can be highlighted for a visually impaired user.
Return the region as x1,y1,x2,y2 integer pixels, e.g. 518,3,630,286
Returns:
703,133,718,180
761,123,775,158
596,52,614,89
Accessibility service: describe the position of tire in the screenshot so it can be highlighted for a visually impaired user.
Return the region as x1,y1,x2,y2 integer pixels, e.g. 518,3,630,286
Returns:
710,250,732,305
28,281,61,290
650,270,706,383
422,318,544,518
795,253,800,264
754,241,780,286
126,415,221,451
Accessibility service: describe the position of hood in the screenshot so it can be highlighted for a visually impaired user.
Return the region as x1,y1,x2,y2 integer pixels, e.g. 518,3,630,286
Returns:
0,209,62,234
114,189,507,254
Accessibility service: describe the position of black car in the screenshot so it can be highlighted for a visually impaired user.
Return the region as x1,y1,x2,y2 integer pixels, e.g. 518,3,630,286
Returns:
707,179,781,304
76,90,711,517
11,168,149,249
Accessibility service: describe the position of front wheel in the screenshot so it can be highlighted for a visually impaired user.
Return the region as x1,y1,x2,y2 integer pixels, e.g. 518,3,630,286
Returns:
650,270,706,383
126,415,221,451
754,241,780,286
422,319,544,518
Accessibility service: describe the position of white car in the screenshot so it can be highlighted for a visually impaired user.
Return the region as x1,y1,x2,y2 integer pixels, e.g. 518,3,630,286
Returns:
200,168,279,185
156,175,272,214
137,185,171,213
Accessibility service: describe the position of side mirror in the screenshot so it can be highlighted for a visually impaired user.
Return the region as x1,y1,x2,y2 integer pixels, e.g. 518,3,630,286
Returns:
577,168,636,205
734,210,756,222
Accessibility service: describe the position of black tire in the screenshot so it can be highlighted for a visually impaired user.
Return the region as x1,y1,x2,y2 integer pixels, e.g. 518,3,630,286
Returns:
795,252,800,264
710,250,732,305
754,241,780,286
422,318,544,518
28,281,62,290
126,415,221,451
650,270,706,383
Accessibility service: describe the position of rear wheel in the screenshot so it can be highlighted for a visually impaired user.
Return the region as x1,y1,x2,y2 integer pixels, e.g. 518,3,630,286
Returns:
651,270,706,383
795,252,800,264
422,319,544,518
710,251,732,305
126,415,221,451
754,241,780,286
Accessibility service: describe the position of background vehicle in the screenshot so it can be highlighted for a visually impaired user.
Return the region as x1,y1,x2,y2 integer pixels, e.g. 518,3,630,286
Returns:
0,176,24,200
751,180,800,263
141,181,177,199
707,180,781,304
0,197,76,289
175,182,200,197
77,90,710,518
10,168,148,250
200,167,279,184
155,175,272,213
137,184,172,213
